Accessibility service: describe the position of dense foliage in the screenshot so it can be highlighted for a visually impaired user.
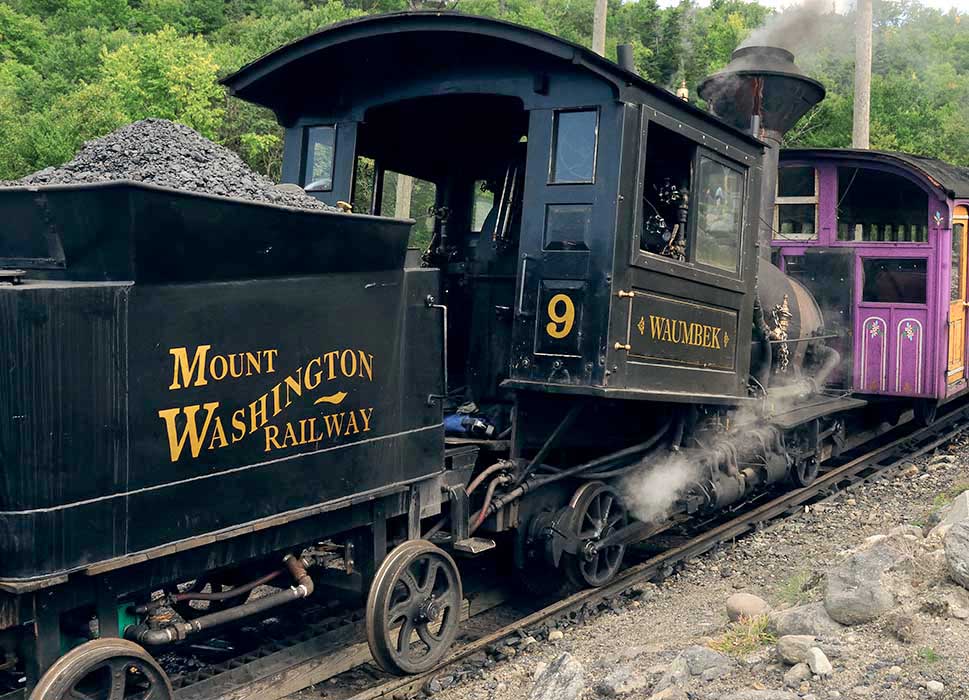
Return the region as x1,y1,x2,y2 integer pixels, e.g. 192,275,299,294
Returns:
0,0,967,181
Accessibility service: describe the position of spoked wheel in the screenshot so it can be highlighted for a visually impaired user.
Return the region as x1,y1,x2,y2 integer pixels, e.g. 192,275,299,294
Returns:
563,482,628,588
791,457,820,487
365,540,462,675
29,638,173,700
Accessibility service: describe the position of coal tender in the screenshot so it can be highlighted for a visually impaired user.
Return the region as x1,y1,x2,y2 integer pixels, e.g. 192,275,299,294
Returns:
0,180,447,697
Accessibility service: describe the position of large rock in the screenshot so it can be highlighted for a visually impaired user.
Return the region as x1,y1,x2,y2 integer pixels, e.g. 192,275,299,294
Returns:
805,647,832,676
776,635,816,664
654,646,733,692
727,593,770,621
769,602,844,637
945,519,969,590
929,491,969,539
529,652,585,700
598,664,651,697
824,537,909,625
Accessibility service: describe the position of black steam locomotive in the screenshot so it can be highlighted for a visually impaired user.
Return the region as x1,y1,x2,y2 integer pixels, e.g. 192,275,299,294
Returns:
1,13,865,699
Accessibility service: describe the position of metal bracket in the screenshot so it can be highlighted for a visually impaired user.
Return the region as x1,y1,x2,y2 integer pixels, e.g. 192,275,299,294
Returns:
426,295,448,406
447,485,470,543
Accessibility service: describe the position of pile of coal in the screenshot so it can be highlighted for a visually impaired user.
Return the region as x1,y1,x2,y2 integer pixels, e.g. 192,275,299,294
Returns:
1,119,334,212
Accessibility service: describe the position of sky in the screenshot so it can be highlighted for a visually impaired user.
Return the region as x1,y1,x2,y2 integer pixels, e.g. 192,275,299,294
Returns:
657,0,969,10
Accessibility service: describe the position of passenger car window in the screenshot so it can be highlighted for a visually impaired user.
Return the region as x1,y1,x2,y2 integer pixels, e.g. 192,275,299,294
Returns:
695,157,743,272
549,110,598,184
837,167,928,242
862,258,927,304
774,166,817,240
302,125,336,191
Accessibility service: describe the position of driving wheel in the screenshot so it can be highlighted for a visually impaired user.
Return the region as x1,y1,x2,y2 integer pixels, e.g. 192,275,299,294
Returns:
29,638,173,700
365,540,462,675
563,482,628,588
791,456,820,487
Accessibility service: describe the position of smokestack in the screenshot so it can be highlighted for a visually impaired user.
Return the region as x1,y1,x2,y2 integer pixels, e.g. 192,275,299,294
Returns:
698,46,825,261
616,44,636,74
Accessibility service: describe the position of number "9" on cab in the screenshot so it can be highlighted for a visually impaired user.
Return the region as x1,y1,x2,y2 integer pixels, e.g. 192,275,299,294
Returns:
545,293,575,339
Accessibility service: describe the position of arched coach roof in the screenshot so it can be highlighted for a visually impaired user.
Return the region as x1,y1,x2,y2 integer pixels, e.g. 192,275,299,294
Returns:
222,11,756,140
783,148,969,201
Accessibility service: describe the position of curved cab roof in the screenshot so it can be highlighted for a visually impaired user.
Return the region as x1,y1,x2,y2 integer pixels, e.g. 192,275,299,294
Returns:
783,147,969,201
222,11,760,143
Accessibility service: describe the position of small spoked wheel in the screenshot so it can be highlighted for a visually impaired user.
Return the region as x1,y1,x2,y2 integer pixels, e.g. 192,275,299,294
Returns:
563,482,628,588
29,638,173,700
366,540,462,675
791,457,820,487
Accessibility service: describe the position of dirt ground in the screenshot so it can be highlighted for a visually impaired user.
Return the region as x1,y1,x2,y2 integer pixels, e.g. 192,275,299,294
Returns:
423,434,969,700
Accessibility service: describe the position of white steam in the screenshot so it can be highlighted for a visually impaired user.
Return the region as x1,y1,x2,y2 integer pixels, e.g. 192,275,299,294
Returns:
620,453,701,524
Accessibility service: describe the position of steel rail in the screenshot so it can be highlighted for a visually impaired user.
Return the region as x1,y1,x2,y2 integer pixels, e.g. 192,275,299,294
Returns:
346,403,969,700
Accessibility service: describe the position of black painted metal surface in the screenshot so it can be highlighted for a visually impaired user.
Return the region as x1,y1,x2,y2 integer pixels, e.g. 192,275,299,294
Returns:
0,184,443,580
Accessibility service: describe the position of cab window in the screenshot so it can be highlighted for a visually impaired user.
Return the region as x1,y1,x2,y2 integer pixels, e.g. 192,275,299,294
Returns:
549,109,598,184
302,125,336,191
695,157,744,272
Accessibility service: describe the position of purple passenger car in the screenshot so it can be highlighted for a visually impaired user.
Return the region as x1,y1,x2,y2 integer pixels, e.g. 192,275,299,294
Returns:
772,149,969,411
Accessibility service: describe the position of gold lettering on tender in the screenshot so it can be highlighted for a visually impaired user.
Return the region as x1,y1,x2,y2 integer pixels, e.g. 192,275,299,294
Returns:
208,416,228,450
282,422,299,448
245,351,261,376
670,319,680,344
359,407,374,432
210,355,229,381
250,393,268,432
358,351,374,381
169,345,211,390
305,357,323,390
265,349,279,373
231,408,246,443
158,402,220,462
340,350,357,379
264,424,282,452
228,354,245,379
711,328,722,349
270,382,283,417
345,411,360,435
323,351,340,380
323,412,345,438
284,368,303,407
649,315,663,339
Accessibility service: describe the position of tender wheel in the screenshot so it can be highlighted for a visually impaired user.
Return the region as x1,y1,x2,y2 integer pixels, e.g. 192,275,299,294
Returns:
29,638,173,700
563,483,628,588
365,540,462,675
791,457,820,487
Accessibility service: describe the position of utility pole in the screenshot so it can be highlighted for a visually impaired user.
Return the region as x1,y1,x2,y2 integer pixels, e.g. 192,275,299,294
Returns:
852,0,872,149
394,174,414,219
593,0,607,56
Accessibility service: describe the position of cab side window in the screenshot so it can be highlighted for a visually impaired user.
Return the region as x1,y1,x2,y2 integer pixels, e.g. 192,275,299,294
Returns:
641,123,694,260
640,121,746,274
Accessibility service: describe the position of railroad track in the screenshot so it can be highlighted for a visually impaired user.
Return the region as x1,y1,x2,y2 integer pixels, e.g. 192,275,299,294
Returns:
158,404,969,700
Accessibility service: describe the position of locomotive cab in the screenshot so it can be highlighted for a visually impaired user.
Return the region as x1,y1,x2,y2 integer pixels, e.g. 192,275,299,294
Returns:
224,12,766,432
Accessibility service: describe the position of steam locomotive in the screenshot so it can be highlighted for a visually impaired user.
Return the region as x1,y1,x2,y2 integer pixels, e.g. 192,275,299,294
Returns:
1,12,959,699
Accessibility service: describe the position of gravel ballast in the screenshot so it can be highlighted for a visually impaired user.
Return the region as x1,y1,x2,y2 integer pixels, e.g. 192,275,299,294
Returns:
1,119,334,211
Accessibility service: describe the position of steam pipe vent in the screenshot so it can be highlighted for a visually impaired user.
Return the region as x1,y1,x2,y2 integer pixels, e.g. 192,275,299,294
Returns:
698,46,825,260
616,44,636,74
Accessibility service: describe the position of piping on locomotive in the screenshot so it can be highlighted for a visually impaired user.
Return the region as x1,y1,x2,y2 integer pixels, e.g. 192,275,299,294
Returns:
1,13,962,697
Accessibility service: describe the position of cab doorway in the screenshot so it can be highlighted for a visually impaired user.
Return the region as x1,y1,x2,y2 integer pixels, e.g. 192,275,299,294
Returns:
948,206,968,384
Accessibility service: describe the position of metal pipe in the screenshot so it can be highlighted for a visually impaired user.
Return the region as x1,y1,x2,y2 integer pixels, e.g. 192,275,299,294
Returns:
516,404,584,485
126,554,314,647
172,569,283,603
469,474,512,534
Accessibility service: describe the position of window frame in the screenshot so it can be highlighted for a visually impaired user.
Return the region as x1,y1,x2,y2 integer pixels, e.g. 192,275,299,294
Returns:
547,107,600,186
300,124,338,193
860,256,929,306
690,150,747,275
773,165,818,241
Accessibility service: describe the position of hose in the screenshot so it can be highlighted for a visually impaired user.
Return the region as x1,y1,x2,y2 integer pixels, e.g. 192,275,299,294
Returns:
469,474,512,534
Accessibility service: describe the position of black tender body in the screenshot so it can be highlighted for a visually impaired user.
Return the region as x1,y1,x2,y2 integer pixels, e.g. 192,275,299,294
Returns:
0,182,442,580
